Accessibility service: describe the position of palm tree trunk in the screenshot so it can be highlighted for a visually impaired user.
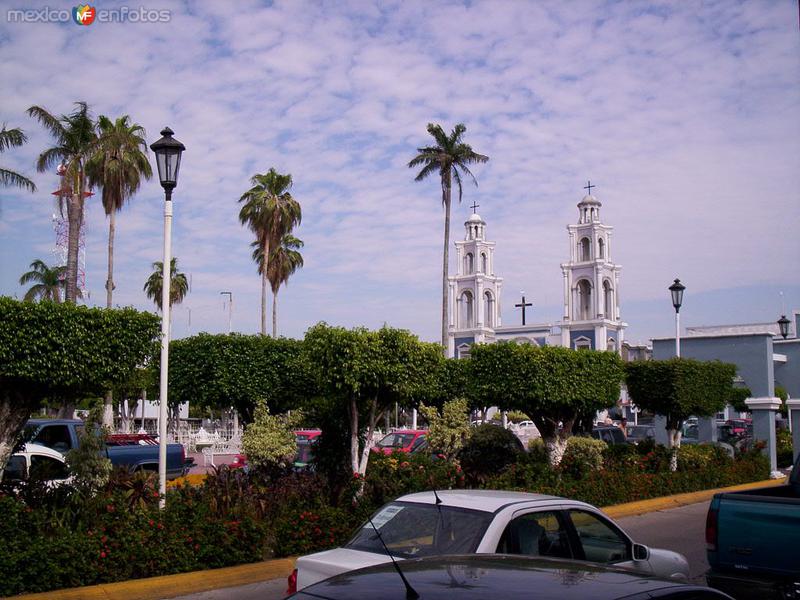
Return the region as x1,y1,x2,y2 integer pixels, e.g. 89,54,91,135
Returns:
272,288,278,337
441,171,452,355
65,191,81,303
106,209,116,308
261,237,270,336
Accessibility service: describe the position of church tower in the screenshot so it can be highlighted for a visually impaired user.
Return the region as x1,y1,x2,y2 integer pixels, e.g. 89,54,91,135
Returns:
447,211,503,358
559,184,626,351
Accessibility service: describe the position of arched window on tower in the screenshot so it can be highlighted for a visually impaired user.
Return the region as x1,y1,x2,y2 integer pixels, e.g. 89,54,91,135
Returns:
580,237,591,262
481,252,488,273
484,291,493,327
464,252,474,274
459,291,474,328
603,280,613,319
577,279,592,320
598,238,605,259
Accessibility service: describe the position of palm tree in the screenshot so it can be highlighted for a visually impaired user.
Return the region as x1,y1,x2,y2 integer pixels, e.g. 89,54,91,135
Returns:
0,125,36,192
87,115,152,309
408,123,489,352
238,168,301,336
143,258,189,311
19,259,66,303
27,102,96,303
252,234,304,337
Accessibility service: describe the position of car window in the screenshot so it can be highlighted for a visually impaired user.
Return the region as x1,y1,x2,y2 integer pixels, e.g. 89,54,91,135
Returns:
3,455,27,481
410,436,427,451
377,433,414,449
346,502,493,559
29,455,69,481
568,510,630,563
496,511,572,559
32,425,73,452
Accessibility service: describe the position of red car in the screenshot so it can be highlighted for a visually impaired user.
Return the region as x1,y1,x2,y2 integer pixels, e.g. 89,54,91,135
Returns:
231,429,322,470
371,430,428,455
725,419,752,436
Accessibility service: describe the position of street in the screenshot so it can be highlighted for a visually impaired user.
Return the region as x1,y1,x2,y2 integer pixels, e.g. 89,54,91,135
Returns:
165,499,711,600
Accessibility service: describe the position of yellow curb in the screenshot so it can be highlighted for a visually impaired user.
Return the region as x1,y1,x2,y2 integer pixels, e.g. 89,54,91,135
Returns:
9,557,297,600
601,477,787,519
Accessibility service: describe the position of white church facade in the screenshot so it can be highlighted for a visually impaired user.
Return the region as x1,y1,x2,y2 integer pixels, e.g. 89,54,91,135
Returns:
447,188,627,358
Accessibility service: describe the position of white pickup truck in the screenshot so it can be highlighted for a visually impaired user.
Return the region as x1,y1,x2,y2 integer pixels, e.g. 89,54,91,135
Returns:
288,489,689,594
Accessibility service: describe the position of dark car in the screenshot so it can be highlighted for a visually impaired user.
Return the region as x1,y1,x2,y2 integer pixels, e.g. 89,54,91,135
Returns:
626,425,655,444
288,554,732,600
591,425,627,445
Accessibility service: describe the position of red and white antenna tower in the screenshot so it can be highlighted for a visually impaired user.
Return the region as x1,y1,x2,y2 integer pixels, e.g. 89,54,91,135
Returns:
51,163,92,296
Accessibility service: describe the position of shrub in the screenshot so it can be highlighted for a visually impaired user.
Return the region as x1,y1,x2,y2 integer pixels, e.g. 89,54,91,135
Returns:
241,402,302,472
418,398,471,460
677,444,728,472
560,436,606,478
776,428,793,468
458,424,523,486
363,452,465,507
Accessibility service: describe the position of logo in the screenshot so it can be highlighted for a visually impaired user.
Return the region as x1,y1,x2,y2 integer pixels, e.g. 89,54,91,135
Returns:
73,4,96,25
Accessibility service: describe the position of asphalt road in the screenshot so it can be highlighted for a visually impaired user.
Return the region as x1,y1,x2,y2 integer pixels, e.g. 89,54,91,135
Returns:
166,500,711,600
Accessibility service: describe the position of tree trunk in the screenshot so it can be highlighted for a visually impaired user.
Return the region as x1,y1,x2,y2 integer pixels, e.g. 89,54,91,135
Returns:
272,288,278,338
261,237,270,336
65,190,81,303
441,172,452,355
56,401,76,419
357,399,378,476
349,396,359,473
102,389,115,429
668,428,682,472
0,388,40,481
106,209,116,308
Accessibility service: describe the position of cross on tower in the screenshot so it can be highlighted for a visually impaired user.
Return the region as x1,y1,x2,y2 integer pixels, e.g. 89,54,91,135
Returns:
584,180,595,195
470,200,480,214
515,294,533,326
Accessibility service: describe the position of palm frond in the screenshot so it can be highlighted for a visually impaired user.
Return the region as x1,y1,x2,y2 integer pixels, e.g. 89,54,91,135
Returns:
0,168,36,192
0,126,28,152
26,105,66,141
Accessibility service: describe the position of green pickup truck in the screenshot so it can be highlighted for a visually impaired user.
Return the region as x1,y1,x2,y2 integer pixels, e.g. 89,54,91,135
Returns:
706,452,800,600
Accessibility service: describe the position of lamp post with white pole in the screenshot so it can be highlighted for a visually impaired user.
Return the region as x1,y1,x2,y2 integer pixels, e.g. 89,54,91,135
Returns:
150,127,185,508
669,278,685,358
220,291,233,333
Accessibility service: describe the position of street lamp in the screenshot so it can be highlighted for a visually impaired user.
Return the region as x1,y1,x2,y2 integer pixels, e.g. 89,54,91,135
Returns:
778,315,790,340
151,127,185,508
669,278,685,357
220,291,233,334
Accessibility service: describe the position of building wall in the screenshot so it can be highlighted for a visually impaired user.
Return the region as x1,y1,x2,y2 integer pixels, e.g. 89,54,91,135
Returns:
652,333,774,397
569,329,596,349
774,339,800,398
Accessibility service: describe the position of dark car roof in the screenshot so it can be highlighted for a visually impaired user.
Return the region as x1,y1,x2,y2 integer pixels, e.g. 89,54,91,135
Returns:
27,419,83,425
290,554,731,600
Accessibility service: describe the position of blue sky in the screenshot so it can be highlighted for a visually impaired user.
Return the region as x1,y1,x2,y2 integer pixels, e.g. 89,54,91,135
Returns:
1,0,798,345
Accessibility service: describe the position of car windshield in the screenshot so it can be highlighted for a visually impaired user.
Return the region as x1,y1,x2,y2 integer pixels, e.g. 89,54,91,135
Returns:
345,501,492,559
626,426,653,440
377,433,415,449
295,442,314,465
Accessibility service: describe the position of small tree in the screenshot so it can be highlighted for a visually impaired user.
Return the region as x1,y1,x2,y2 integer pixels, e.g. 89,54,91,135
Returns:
419,398,472,461
727,387,752,414
65,405,112,492
625,358,736,471
469,343,624,466
241,401,302,472
0,298,160,477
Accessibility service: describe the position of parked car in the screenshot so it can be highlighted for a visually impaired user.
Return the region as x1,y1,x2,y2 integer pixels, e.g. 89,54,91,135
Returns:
626,424,655,444
371,430,428,455
725,419,751,436
230,429,322,471
590,425,627,445
289,554,730,600
2,443,71,486
706,451,800,599
289,489,690,593
24,419,189,479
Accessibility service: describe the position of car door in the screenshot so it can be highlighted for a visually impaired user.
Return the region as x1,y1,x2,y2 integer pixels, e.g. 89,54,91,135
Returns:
495,509,574,559
563,509,640,573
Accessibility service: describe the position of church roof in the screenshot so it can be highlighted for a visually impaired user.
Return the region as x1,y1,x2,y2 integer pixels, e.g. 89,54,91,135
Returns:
578,194,601,206
466,212,485,224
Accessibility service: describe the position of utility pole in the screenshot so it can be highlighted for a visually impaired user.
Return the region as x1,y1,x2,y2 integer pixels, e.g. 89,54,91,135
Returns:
220,291,232,333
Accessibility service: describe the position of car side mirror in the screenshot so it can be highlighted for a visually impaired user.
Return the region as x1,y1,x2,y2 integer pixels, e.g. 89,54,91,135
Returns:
633,543,650,561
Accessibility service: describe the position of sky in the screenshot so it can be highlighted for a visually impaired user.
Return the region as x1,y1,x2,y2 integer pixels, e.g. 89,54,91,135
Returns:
1,0,798,346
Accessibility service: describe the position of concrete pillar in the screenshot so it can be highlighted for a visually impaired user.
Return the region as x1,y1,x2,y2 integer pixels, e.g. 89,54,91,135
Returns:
698,417,718,443
654,415,670,446
745,397,782,477
411,408,418,430
787,399,800,465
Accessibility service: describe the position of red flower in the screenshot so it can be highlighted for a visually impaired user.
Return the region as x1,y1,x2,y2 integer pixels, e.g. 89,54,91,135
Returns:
100,551,107,559
101,536,107,543
149,519,155,526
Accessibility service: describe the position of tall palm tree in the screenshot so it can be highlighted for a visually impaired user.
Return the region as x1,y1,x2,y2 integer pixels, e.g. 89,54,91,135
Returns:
408,123,489,352
252,234,304,337
87,115,152,309
19,259,66,303
0,125,36,192
238,168,301,336
143,258,189,311
27,102,96,303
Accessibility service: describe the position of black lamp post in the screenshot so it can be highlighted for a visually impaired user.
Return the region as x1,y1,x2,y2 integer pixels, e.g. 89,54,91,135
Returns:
150,127,185,507
669,278,685,357
778,315,790,340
